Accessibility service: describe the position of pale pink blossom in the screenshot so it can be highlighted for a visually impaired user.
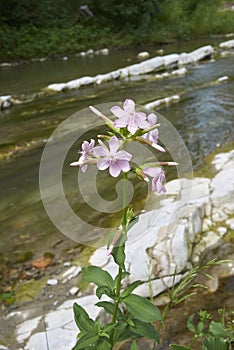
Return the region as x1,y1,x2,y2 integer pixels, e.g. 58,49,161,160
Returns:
70,139,95,172
111,99,149,134
143,167,166,193
143,113,165,152
93,136,132,177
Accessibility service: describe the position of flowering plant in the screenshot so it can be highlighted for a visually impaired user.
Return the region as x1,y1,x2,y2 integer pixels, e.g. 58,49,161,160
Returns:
70,99,178,349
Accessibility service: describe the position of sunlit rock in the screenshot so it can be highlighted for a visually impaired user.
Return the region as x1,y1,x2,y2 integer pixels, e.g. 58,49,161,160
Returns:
95,73,112,84
217,75,229,82
189,45,214,62
164,53,179,68
110,70,120,79
0,95,12,109
171,67,187,76
86,49,94,55
210,151,234,214
47,83,66,92
66,79,81,89
219,39,234,49
144,95,180,110
95,48,109,55
137,51,150,60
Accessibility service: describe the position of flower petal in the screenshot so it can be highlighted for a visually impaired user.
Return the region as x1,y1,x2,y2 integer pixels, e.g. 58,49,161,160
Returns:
148,113,157,125
143,167,161,177
114,116,129,128
116,160,131,172
123,99,135,114
115,150,132,161
111,106,126,119
109,163,121,177
108,136,120,155
93,145,108,157
97,158,110,170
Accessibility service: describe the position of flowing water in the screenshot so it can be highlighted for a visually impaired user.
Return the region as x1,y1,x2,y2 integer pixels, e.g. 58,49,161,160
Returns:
0,38,233,263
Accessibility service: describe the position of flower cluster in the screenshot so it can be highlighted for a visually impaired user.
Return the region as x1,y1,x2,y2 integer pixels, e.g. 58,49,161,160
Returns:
70,99,178,192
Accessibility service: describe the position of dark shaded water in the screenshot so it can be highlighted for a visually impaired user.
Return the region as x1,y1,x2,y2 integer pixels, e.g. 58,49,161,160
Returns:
0,39,233,260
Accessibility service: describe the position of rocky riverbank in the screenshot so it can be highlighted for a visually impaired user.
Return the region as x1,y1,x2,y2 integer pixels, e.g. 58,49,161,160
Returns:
1,39,234,111
0,149,233,350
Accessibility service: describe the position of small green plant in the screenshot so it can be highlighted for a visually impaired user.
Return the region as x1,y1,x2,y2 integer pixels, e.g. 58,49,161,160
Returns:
170,308,234,350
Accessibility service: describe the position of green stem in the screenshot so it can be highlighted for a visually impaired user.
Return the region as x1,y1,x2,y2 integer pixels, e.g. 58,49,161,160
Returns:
109,173,128,348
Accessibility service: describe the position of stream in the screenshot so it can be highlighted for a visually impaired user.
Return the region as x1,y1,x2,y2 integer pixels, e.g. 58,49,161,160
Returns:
0,37,233,278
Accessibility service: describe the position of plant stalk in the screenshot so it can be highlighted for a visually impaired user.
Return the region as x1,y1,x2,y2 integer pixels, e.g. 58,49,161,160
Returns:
109,173,128,348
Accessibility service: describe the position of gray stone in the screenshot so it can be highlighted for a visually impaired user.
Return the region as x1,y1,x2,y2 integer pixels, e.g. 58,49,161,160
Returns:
47,279,58,286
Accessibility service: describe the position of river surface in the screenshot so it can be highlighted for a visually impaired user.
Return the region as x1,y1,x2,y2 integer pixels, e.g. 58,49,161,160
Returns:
0,38,233,263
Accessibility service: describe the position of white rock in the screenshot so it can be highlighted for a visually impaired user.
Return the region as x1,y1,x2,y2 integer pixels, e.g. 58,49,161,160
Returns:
134,275,183,298
95,73,112,84
137,51,150,60
0,62,12,67
86,49,94,55
212,208,228,222
178,52,192,65
144,95,180,109
0,346,8,350
190,45,214,62
78,76,94,86
80,51,86,57
217,76,229,82
66,79,81,89
171,67,187,76
47,83,66,92
226,217,234,230
219,39,234,49
69,286,79,296
100,48,109,55
62,56,68,61
47,279,58,286
210,152,234,214
67,266,82,280
110,70,120,79
217,226,227,236
0,95,12,109
212,150,234,171
119,67,129,78
16,316,42,343
164,53,179,68
63,261,71,267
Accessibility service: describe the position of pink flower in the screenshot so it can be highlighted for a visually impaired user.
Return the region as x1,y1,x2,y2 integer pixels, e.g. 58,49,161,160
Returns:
143,113,165,152
70,139,95,172
111,99,149,135
93,136,132,177
143,167,166,193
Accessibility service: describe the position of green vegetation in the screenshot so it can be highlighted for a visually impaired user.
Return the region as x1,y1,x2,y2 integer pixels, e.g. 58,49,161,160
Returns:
0,0,234,60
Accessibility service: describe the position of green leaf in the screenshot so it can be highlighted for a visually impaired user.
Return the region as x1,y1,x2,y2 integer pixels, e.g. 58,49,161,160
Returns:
209,321,227,337
113,326,139,343
124,294,162,323
130,340,139,350
187,314,196,333
96,286,113,299
97,339,112,350
72,334,99,349
73,303,96,333
82,266,114,290
111,235,127,270
170,345,191,350
121,280,142,298
198,321,204,333
130,320,160,343
203,336,229,350
96,301,123,320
